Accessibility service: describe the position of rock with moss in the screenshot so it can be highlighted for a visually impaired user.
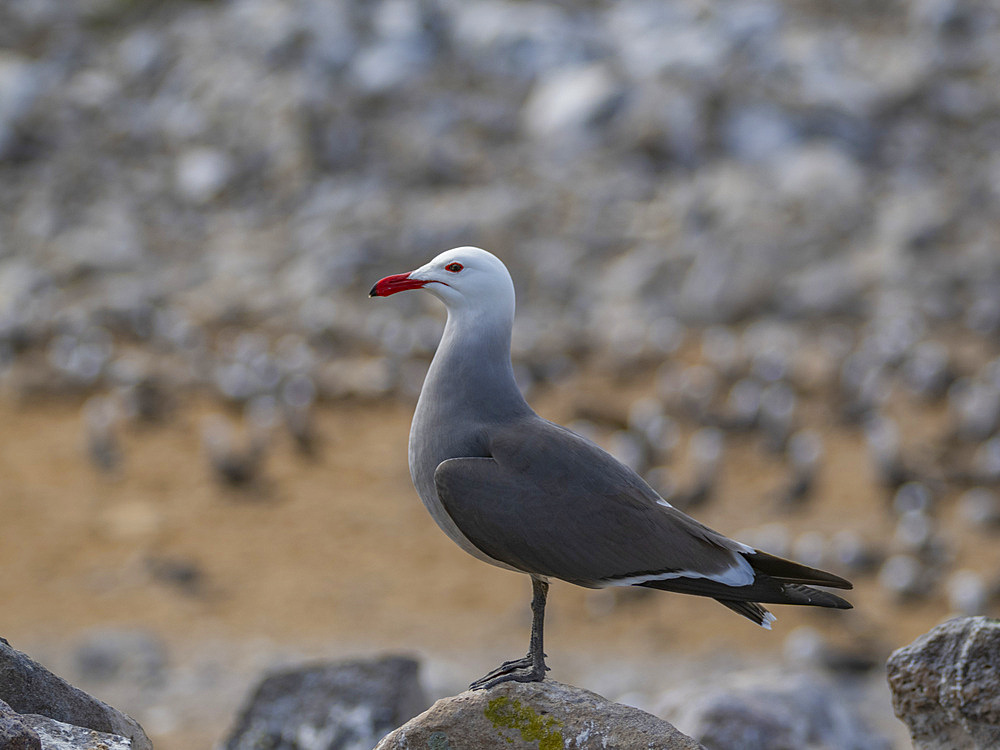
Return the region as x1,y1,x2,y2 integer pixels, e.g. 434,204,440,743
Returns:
374,680,704,750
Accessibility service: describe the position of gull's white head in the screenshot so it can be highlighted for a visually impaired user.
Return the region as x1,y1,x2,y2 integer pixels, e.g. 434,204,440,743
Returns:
369,246,515,320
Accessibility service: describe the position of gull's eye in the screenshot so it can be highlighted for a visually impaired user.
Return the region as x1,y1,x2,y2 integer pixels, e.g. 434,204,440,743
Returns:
445,262,464,273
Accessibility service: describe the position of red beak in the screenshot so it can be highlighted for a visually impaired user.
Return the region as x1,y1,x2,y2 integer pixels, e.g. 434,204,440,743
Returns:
369,272,427,297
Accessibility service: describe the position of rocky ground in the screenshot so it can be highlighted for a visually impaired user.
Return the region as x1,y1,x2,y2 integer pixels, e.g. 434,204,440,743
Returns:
2,0,1000,748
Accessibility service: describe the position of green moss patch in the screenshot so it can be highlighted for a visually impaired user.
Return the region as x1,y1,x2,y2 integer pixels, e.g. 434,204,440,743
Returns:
484,696,565,750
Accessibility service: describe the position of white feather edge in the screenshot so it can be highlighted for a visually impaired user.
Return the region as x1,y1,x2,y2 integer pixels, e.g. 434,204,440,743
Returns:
597,551,756,589
593,511,775,626
597,500,759,589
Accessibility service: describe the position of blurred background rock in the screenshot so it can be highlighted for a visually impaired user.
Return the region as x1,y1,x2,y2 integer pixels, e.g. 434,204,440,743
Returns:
1,0,999,747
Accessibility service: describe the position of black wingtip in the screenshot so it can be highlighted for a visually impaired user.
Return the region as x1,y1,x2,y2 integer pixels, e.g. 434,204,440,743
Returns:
780,582,854,609
747,549,854,590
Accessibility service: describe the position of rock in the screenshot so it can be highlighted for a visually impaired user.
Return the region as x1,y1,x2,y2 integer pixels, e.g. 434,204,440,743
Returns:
658,671,890,750
0,638,151,750
20,715,131,750
949,380,1000,442
722,104,798,164
174,147,233,205
606,2,738,80
375,680,704,750
449,2,573,77
72,628,168,688
958,488,1000,530
894,482,934,515
0,52,43,159
887,616,1000,750
771,145,866,222
946,571,989,617
521,64,623,138
972,437,1000,482
350,41,430,96
830,529,883,575
223,654,427,750
879,553,929,600
902,341,952,398
0,699,40,750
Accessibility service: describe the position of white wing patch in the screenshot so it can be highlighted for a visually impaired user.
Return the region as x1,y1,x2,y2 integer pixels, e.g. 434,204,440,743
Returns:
734,539,755,554
599,552,755,588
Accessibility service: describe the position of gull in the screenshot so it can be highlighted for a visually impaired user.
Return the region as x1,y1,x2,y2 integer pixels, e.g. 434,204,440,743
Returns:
370,247,852,690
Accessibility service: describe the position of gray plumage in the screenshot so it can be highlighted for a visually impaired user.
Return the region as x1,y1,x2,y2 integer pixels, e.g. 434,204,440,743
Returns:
371,247,851,689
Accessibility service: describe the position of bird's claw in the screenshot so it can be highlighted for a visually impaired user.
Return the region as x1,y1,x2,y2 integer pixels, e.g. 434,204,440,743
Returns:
469,663,547,691
469,654,548,690
473,656,531,683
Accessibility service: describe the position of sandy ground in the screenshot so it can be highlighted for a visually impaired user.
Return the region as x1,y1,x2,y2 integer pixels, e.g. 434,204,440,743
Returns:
0,367,984,748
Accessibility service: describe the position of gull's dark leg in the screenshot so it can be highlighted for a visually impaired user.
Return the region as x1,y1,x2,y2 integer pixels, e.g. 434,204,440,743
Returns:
469,576,550,690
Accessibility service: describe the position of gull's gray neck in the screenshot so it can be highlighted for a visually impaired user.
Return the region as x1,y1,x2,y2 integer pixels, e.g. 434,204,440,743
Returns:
430,306,530,420
413,305,532,461
408,300,532,566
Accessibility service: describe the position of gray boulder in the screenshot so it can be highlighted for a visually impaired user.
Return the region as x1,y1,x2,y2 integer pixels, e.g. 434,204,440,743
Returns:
20,715,132,750
223,654,427,750
657,671,890,750
0,639,150,750
887,616,1000,749
375,680,705,750
0,698,41,750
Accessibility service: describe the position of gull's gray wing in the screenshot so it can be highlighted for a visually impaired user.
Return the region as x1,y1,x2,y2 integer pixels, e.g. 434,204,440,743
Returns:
433,416,754,588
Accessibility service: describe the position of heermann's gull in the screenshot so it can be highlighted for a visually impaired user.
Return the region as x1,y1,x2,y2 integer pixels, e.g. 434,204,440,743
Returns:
370,247,852,690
